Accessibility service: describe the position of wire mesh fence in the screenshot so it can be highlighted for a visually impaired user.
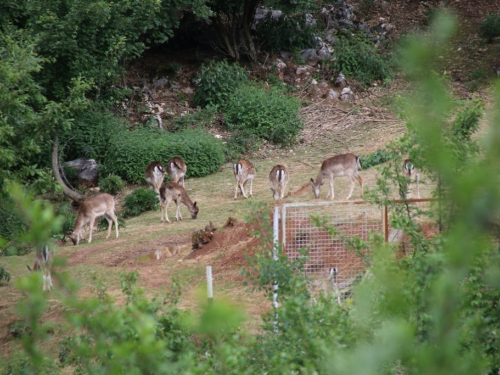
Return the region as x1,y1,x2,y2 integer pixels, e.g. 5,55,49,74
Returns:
384,198,439,254
279,201,383,288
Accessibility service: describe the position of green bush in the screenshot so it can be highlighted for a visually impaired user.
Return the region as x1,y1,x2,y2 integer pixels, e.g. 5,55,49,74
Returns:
59,106,127,162
0,195,27,254
225,85,303,146
0,266,11,284
170,106,218,131
192,60,248,109
479,13,500,42
331,33,394,86
105,128,225,184
362,148,394,169
256,14,316,52
99,174,126,195
122,189,159,218
224,129,263,161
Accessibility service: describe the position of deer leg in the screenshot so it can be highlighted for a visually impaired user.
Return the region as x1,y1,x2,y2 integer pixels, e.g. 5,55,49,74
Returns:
234,181,240,199
357,174,363,200
88,215,96,243
161,198,172,223
240,180,248,199
346,176,355,200
176,200,183,221
249,178,253,197
329,176,335,200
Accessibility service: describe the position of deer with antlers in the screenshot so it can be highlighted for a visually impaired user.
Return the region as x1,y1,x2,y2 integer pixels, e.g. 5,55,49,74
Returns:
66,193,119,245
233,159,256,199
310,153,363,200
159,181,199,223
27,245,53,292
403,159,420,199
166,157,187,186
145,161,166,193
269,164,289,201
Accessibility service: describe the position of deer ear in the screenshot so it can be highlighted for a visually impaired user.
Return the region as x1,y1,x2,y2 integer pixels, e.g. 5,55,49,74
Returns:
320,181,324,186
310,178,314,184
193,202,197,207
27,265,32,272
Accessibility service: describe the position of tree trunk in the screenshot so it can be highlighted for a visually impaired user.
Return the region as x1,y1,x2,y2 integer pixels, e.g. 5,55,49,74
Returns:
52,135,85,203
242,0,259,61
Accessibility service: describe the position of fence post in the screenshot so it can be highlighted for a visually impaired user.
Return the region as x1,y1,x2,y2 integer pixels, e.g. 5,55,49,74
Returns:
206,265,213,306
272,205,280,310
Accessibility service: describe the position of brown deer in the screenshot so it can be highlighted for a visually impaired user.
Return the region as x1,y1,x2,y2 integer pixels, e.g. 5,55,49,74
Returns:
27,245,53,292
310,153,363,200
166,157,187,186
67,193,119,245
159,181,199,223
269,164,289,201
145,161,166,193
403,159,420,199
233,159,256,199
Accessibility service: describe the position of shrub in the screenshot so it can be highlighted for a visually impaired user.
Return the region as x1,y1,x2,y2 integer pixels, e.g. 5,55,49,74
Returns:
59,106,127,162
122,189,159,218
479,13,500,42
99,174,126,195
224,129,263,161
256,14,316,53
0,266,11,284
105,128,225,184
331,33,394,86
362,149,394,169
170,106,218,131
225,85,303,146
0,195,26,254
192,60,248,109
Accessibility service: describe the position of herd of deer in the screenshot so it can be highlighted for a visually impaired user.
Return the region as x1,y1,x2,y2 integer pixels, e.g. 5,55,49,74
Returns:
30,153,420,291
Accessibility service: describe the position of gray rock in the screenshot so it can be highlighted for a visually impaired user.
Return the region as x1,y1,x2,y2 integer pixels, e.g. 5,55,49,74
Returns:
65,158,99,188
280,51,295,60
327,89,339,99
296,66,311,75
340,87,355,101
301,49,319,62
335,72,347,87
274,59,287,69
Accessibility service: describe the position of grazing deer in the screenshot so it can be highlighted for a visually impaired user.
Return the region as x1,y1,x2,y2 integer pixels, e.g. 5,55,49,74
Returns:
310,153,363,200
166,157,187,186
269,165,289,201
403,159,420,199
159,181,199,223
233,159,256,199
67,193,119,245
27,245,53,292
145,161,166,193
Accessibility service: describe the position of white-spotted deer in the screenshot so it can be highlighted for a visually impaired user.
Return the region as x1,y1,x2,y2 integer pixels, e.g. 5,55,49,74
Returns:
159,182,199,223
269,165,289,201
310,153,363,200
233,159,256,199
145,161,166,193
403,159,420,199
67,193,119,245
166,157,187,186
27,245,53,292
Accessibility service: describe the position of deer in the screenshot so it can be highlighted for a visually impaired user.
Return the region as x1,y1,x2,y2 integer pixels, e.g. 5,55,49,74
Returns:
269,164,289,201
403,159,420,199
166,157,187,186
145,161,166,193
159,181,199,223
233,159,256,199
310,153,363,200
27,245,53,292
66,193,119,245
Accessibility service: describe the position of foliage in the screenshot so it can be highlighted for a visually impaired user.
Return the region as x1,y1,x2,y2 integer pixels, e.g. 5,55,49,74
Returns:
225,85,303,146
361,148,394,169
0,265,11,284
0,195,27,253
192,60,248,110
105,128,225,184
224,129,263,161
99,174,125,196
479,13,500,43
331,33,394,86
122,189,159,218
256,13,316,53
170,106,218,131
59,106,127,162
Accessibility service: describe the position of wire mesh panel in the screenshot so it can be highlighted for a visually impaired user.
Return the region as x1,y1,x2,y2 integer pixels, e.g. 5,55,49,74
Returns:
384,198,439,254
280,201,383,288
